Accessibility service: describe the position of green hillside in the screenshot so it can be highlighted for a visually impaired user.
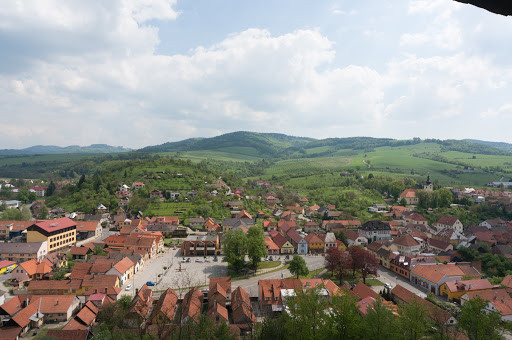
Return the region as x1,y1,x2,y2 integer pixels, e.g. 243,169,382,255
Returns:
138,131,315,157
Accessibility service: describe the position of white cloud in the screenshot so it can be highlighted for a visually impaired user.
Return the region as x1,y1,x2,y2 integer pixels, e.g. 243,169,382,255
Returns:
481,104,512,118
0,0,512,148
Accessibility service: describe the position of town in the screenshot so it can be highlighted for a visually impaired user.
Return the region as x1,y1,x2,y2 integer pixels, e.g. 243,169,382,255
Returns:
1,170,512,340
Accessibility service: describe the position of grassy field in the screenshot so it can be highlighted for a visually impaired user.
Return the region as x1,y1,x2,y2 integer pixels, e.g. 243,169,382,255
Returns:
265,156,353,176
146,202,193,216
258,261,282,270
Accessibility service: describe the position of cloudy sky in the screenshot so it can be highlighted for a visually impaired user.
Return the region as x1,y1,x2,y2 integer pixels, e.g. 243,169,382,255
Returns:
1,0,512,149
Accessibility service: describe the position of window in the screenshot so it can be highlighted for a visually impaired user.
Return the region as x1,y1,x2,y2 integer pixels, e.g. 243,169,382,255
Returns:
275,297,279,301
265,297,270,301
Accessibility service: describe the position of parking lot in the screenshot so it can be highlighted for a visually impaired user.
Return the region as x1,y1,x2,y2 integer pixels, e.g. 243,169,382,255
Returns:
121,248,228,296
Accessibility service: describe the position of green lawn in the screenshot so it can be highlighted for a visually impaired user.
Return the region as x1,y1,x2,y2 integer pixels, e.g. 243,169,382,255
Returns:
287,267,325,279
257,261,282,270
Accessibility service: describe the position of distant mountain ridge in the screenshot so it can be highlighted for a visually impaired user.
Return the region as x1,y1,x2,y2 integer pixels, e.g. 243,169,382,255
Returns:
464,139,512,152
0,144,132,155
138,131,512,159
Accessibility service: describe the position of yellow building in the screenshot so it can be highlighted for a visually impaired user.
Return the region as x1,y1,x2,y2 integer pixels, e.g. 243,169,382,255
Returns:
439,279,493,301
305,233,324,254
337,240,347,251
27,217,77,253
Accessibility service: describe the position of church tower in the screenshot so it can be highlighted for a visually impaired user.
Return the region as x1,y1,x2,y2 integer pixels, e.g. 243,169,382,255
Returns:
424,175,433,192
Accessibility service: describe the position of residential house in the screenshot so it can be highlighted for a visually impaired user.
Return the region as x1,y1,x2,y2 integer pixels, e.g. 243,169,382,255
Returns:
432,229,467,247
410,263,481,295
206,302,229,324
433,217,464,233
126,284,154,327
344,229,368,246
75,221,102,241
2,298,44,336
358,220,392,242
189,217,205,227
286,229,308,255
460,289,512,321
303,221,320,233
304,233,324,254
258,278,339,314
11,259,53,283
0,242,47,262
124,236,157,258
428,238,454,254
70,246,92,261
393,234,421,255
150,288,178,324
270,232,294,254
132,182,145,190
147,216,179,226
405,213,428,226
182,288,204,325
400,189,418,205
265,236,279,255
208,283,227,308
0,260,16,274
105,257,134,286
62,301,98,330
149,189,162,199
231,286,255,332
352,282,378,300
480,218,508,229
323,232,337,252
439,279,493,301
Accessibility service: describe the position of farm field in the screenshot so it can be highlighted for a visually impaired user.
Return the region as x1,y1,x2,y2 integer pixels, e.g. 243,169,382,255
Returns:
264,156,353,176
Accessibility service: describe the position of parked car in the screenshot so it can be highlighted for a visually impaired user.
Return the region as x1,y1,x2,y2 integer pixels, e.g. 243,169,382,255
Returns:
205,257,209,262
213,256,218,262
186,258,191,262
146,281,156,286
126,284,132,291
384,283,392,289
195,258,202,263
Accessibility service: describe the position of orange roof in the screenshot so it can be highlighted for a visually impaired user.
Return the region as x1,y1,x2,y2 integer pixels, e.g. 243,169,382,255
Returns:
112,257,134,274
183,288,204,323
75,221,100,232
11,299,40,328
444,279,492,293
20,259,52,276
400,189,417,198
463,289,512,316
265,236,279,250
209,277,231,294
207,303,228,322
208,283,227,300
151,288,178,322
24,295,78,314
411,263,465,284
393,234,420,247
0,296,22,316
304,233,323,244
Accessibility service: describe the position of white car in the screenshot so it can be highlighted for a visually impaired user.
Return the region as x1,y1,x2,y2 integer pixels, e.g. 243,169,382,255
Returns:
125,284,132,291
195,258,202,263
205,257,209,262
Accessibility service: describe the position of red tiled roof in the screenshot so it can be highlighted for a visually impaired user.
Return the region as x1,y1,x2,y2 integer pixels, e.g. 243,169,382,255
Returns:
46,330,89,340
30,217,76,233
400,189,417,198
183,288,204,323
207,303,228,322
352,282,378,300
70,246,90,256
150,288,178,322
444,279,492,293
436,216,459,226
394,234,420,247
463,289,512,316
112,257,134,274
265,236,279,250
407,213,427,222
75,221,100,232
209,277,231,294
0,296,22,316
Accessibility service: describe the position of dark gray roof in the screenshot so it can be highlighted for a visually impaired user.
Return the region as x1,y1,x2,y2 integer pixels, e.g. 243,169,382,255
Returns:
108,252,143,263
189,218,205,223
222,218,255,227
360,220,391,231
146,225,178,232
0,242,45,254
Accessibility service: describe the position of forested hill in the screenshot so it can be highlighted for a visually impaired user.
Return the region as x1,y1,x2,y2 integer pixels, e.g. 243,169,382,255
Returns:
0,144,132,155
138,131,512,159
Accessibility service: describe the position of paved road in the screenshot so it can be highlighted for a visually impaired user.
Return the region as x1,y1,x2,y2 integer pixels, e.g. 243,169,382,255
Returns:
233,255,326,297
376,265,428,298
76,228,115,246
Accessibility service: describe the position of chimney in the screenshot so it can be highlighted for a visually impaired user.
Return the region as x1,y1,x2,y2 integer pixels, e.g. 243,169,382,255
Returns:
56,300,59,306
502,297,505,303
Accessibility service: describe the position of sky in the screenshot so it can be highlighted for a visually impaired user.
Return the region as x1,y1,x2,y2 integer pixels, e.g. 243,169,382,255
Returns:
1,0,512,149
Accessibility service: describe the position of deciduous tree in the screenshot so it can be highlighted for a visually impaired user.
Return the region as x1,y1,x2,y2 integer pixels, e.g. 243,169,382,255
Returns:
247,226,267,269
288,255,309,279
458,296,503,340
222,229,248,272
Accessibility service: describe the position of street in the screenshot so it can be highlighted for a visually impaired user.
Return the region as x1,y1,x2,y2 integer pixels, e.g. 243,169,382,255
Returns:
376,265,428,298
